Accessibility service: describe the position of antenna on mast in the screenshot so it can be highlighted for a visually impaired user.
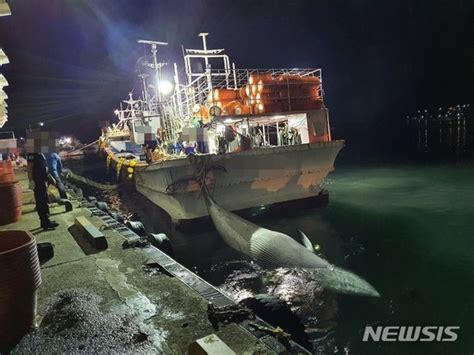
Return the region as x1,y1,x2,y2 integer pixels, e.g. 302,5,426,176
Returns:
137,39,168,46
198,33,209,69
183,33,230,87
137,39,169,104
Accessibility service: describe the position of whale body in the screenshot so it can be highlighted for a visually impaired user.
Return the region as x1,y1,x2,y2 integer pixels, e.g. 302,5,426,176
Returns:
202,185,380,297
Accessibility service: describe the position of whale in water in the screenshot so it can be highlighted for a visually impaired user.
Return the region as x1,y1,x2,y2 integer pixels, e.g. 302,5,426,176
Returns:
202,185,380,297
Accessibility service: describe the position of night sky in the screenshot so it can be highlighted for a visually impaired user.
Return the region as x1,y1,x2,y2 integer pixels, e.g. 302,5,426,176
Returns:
0,0,472,152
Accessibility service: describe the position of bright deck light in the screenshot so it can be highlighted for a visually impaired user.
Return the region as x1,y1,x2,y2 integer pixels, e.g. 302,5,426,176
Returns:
158,80,174,96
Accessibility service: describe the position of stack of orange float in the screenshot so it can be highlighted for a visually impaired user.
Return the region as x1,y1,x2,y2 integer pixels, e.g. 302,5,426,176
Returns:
0,160,23,226
0,160,15,183
0,230,42,348
253,73,323,113
197,73,323,120
206,88,251,116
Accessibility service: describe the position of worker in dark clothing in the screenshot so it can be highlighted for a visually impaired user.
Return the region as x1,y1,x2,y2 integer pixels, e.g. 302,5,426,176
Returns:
27,153,59,230
45,152,67,199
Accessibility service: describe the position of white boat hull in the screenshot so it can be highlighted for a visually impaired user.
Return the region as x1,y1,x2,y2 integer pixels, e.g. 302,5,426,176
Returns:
134,140,344,222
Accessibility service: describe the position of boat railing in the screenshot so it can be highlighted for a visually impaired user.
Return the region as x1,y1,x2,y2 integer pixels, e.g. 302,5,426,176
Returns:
207,67,324,115
208,67,321,90
161,72,211,141
161,67,324,142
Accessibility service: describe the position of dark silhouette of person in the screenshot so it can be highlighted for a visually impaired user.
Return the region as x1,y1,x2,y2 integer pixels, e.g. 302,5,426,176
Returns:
45,152,67,199
239,134,252,151
28,153,58,230
224,125,236,143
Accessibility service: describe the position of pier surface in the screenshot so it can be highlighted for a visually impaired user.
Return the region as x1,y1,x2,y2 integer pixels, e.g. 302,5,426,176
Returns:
2,169,272,354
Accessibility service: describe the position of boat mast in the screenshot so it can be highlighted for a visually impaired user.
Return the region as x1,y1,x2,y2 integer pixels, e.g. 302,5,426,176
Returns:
183,33,230,90
138,73,149,111
199,32,210,72
137,39,168,108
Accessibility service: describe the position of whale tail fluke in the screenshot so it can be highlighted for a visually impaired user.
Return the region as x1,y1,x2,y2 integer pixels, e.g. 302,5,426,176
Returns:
316,266,381,298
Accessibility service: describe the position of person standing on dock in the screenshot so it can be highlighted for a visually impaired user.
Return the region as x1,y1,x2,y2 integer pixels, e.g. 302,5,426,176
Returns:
27,153,59,230
45,151,67,199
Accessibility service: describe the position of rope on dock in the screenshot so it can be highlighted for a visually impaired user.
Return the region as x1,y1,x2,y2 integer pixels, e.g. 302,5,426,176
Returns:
69,139,99,153
66,171,120,190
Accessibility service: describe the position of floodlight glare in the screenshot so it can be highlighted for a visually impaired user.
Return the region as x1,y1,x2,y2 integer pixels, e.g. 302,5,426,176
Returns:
158,80,174,96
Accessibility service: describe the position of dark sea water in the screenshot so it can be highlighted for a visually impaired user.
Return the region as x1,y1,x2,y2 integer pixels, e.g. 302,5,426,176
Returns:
68,155,474,354
315,162,473,354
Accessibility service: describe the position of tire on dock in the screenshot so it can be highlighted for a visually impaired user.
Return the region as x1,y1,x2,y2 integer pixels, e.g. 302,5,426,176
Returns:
148,233,174,257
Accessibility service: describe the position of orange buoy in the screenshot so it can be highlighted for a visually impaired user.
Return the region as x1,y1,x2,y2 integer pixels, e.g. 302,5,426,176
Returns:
258,101,284,114
276,83,321,101
248,73,273,85
258,82,287,95
256,77,277,93
277,74,320,84
222,100,238,115
256,79,276,93
0,161,15,184
215,98,238,109
245,83,259,97
195,105,211,123
291,84,321,99
288,98,324,111
0,230,41,349
239,86,248,100
239,105,252,115
0,181,23,226
250,84,258,96
223,100,250,115
242,97,254,108
213,89,240,101
245,85,251,98
254,102,265,114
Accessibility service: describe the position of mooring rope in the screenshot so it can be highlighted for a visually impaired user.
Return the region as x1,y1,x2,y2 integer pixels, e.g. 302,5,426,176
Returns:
66,139,99,155
66,171,120,190
164,156,226,195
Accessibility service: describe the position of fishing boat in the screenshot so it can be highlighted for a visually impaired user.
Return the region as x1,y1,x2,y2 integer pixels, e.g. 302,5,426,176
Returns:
100,33,344,224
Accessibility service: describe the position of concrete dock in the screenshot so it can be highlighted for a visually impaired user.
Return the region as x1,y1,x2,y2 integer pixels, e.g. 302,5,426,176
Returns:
1,169,281,354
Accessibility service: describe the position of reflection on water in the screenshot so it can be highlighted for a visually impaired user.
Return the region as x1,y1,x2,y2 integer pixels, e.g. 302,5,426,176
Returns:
69,156,474,354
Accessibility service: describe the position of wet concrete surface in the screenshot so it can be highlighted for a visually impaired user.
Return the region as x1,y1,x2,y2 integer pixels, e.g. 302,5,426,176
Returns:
1,169,272,354
13,289,166,354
